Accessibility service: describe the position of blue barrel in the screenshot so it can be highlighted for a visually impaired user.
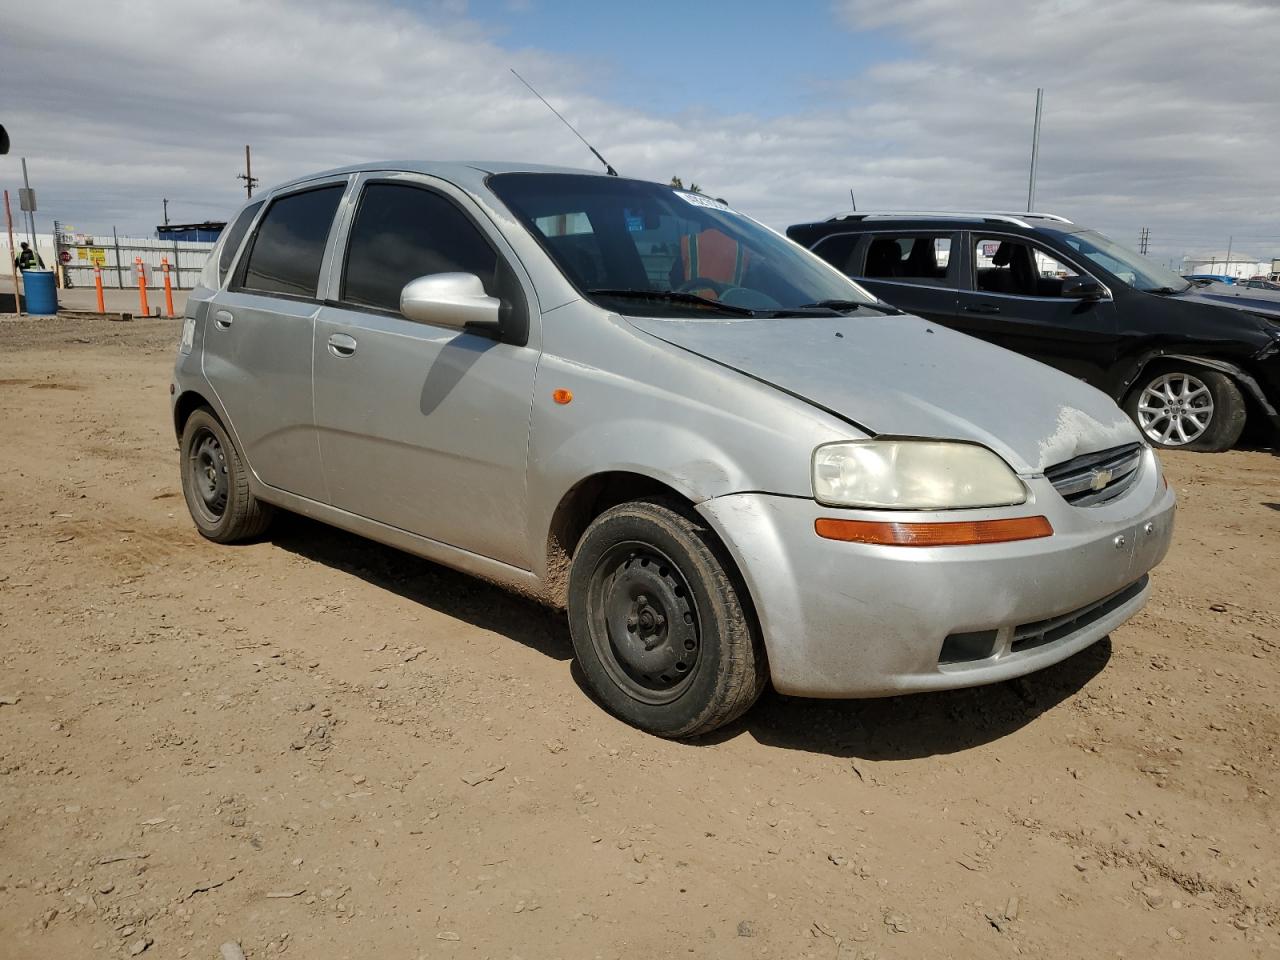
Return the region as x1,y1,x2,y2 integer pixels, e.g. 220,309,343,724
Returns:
21,269,58,316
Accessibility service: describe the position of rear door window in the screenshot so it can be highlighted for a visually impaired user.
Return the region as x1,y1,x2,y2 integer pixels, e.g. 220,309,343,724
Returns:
238,185,345,299
863,234,955,285
341,183,499,313
216,200,263,284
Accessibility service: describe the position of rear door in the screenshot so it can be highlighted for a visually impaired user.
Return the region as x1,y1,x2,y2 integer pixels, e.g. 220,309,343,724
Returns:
312,174,540,569
202,179,348,501
956,232,1121,385
818,230,963,325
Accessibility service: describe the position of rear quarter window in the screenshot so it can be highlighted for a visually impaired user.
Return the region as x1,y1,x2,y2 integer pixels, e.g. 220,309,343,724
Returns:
214,200,264,285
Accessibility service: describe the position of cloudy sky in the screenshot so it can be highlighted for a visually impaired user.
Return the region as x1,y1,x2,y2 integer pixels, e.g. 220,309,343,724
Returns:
3,0,1278,265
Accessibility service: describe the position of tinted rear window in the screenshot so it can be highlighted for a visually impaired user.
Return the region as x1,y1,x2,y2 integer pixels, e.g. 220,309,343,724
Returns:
217,200,263,283
240,185,344,298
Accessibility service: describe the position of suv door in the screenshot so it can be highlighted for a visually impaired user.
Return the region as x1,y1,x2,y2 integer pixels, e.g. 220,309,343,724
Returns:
817,230,962,325
956,233,1120,385
203,180,348,502
312,174,540,569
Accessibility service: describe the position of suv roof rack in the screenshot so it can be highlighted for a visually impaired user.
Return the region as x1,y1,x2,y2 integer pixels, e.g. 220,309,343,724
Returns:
823,210,1073,228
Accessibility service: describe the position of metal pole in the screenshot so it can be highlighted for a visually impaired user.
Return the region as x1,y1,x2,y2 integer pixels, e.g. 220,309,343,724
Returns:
1026,88,1043,213
4,189,23,315
850,190,856,212
113,226,123,288
163,198,169,226
172,239,182,289
1225,235,1233,277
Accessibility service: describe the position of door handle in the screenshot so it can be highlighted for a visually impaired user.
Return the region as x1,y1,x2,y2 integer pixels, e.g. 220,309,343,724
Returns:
213,309,234,328
964,303,1001,315
327,333,357,358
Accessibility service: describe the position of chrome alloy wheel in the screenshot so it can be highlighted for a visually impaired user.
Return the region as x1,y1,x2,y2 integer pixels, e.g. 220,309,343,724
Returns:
1136,372,1214,446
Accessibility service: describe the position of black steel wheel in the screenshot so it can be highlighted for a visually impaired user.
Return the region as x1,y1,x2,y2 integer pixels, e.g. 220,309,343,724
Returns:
179,407,274,543
567,499,766,738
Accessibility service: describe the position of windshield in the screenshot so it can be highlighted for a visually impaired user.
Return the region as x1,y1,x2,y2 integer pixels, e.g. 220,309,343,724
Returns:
488,173,878,316
1054,229,1190,294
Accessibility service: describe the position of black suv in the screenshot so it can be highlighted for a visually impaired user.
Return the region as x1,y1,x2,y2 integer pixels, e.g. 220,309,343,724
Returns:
787,212,1280,452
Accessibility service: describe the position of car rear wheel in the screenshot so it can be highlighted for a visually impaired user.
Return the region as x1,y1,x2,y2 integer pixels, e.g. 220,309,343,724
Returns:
1125,366,1246,452
567,499,767,738
180,407,275,542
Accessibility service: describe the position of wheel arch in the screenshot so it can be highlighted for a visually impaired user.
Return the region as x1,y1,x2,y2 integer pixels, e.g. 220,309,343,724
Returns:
1119,352,1275,418
543,470,697,608
173,389,216,441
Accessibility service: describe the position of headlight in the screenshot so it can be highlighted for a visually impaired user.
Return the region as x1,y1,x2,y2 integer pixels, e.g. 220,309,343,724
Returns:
812,440,1027,509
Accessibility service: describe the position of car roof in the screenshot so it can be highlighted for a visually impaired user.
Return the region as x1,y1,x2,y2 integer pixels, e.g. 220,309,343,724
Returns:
789,211,1089,236
270,160,606,195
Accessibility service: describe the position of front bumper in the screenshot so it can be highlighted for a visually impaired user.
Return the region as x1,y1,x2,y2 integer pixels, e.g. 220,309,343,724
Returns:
697,448,1176,697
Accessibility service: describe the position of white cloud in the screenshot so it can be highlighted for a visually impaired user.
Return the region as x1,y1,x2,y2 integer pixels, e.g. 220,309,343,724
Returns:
2,0,1277,264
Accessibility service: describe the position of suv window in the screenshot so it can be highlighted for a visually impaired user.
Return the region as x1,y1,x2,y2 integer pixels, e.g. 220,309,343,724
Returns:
217,200,263,283
810,234,861,274
239,185,345,299
342,183,498,313
863,234,954,285
973,236,1077,297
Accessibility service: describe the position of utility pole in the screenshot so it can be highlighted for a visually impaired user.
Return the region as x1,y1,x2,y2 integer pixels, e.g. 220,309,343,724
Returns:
1025,88,1043,212
1224,235,1233,276
162,198,169,226
1139,227,1149,256
20,157,36,245
236,144,259,198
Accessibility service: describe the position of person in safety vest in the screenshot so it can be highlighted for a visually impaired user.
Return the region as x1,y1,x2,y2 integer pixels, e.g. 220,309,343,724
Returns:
670,228,749,300
14,242,43,270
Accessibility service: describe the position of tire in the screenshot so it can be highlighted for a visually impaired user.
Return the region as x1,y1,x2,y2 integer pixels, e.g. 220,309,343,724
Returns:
567,499,767,738
179,407,274,543
1124,365,1246,452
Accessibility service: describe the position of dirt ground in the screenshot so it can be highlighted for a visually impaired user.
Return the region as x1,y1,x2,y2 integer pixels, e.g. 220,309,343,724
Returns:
1,315,1277,960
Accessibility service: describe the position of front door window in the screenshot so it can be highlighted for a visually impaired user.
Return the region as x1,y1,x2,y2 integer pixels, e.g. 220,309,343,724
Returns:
973,237,1078,298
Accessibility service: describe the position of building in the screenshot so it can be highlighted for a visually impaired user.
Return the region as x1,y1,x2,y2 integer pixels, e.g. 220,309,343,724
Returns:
1181,250,1270,280
156,221,226,243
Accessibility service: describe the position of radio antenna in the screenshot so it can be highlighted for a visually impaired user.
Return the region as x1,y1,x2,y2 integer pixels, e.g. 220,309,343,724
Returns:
510,68,617,176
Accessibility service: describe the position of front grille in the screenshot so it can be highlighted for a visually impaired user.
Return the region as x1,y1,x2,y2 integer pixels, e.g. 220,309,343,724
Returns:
1009,576,1148,654
1045,443,1143,506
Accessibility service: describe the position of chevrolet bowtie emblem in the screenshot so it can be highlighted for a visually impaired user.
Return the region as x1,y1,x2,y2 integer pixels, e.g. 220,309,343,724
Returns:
1090,468,1114,491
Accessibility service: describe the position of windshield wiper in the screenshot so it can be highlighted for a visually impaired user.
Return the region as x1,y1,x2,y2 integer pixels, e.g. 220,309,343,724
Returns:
586,288,758,316
794,299,900,315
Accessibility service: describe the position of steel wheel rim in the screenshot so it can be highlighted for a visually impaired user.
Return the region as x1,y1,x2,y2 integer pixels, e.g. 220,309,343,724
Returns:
1136,373,1214,446
187,428,229,522
585,541,702,705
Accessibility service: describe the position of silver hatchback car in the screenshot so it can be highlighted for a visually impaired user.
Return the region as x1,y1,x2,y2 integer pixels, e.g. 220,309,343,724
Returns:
173,162,1175,737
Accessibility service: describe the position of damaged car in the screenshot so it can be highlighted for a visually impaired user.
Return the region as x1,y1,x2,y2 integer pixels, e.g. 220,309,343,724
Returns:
173,165,1176,737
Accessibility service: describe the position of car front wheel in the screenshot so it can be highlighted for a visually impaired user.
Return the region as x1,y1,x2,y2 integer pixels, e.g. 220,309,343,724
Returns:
567,499,767,738
1125,366,1246,452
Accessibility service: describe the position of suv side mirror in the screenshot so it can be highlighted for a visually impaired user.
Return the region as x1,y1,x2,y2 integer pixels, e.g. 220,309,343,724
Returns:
1061,276,1105,300
400,273,501,331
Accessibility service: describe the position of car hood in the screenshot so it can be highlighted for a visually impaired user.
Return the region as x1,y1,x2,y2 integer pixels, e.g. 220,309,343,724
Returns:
626,312,1140,474
1181,283,1280,315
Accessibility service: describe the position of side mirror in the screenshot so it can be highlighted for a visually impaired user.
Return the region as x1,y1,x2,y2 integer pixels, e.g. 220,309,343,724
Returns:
400,273,501,331
1061,276,1105,300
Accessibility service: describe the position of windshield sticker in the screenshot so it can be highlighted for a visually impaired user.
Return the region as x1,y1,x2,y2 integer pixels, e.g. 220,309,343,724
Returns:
675,191,736,213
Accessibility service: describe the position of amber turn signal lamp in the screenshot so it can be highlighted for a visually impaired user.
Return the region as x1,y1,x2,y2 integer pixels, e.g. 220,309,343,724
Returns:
552,388,573,405
815,515,1053,547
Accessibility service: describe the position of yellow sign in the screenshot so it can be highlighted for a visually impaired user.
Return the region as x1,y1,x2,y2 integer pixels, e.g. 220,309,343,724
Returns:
87,247,107,266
